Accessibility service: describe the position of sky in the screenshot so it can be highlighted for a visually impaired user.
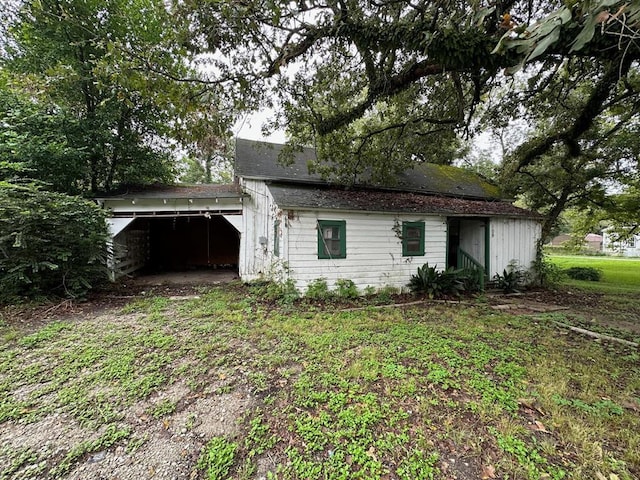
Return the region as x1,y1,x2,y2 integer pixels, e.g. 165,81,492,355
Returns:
233,109,287,144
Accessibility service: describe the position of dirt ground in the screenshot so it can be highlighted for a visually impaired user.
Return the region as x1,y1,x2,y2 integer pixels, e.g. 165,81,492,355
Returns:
132,269,239,287
1,274,638,479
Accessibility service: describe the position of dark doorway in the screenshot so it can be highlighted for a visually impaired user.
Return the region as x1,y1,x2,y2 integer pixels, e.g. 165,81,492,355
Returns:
148,215,239,271
447,217,488,271
447,218,461,269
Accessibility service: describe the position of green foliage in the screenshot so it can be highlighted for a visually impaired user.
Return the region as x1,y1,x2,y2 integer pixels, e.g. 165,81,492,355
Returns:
197,437,238,480
148,399,177,419
247,279,300,305
459,267,484,293
1,285,639,478
0,183,108,301
396,449,439,480
531,256,564,288
564,266,602,282
1,0,231,194
407,263,466,298
50,424,132,477
492,429,567,480
335,278,359,299
552,395,623,418
305,278,331,300
549,254,640,291
492,261,527,293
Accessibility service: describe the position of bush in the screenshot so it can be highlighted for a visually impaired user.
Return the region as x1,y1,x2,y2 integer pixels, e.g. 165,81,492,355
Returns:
564,266,602,282
249,279,299,304
335,278,358,299
408,263,466,298
531,256,563,288
0,183,108,302
305,278,331,299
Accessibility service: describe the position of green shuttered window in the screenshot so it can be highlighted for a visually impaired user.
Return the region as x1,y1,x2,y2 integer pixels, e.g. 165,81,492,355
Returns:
317,220,346,259
402,221,425,256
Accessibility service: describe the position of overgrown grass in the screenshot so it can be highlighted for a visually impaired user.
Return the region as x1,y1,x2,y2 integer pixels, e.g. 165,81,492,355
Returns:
0,286,639,479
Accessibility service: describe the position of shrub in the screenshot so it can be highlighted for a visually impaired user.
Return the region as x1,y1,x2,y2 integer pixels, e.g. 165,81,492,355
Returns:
249,279,300,304
335,278,358,299
0,183,108,302
459,267,484,293
564,266,601,282
408,263,466,298
305,278,331,299
531,256,563,287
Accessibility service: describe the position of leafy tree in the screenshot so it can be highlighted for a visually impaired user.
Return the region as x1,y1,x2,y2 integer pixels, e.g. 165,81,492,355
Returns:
2,0,231,193
178,0,640,242
181,0,638,166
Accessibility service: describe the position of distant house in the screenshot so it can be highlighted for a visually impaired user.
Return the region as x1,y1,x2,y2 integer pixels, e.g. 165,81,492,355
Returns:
98,139,543,292
549,234,572,247
585,233,603,252
602,227,640,257
549,233,602,252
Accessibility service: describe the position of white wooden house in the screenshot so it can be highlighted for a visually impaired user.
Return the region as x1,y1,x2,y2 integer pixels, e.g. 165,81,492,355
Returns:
99,139,542,292
602,227,640,257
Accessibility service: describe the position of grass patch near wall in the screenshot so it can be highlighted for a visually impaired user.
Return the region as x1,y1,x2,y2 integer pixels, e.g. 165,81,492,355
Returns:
1,287,639,479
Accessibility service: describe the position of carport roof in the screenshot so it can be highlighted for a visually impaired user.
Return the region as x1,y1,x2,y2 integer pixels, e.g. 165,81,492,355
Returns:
268,183,541,218
96,183,242,200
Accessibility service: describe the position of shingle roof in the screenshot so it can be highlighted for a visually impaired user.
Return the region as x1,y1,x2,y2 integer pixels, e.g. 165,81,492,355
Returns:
235,138,501,200
235,138,319,183
268,183,540,218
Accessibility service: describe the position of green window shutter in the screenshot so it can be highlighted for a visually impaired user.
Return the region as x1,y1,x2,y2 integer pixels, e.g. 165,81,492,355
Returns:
402,221,425,256
317,220,346,259
274,220,280,257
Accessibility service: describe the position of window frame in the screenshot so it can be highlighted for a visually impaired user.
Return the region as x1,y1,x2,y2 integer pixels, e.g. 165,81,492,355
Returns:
402,221,425,256
317,220,347,259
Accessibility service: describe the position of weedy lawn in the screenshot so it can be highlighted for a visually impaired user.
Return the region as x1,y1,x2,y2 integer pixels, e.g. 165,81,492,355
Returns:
1,284,639,479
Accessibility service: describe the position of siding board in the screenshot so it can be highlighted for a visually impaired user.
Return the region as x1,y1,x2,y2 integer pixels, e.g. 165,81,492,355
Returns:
284,211,447,292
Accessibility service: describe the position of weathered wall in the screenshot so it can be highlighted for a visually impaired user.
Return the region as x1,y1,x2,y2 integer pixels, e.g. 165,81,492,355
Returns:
282,210,447,293
239,179,283,281
488,218,541,276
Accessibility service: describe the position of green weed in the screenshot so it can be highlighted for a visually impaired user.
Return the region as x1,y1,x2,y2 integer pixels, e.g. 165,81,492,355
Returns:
197,437,238,480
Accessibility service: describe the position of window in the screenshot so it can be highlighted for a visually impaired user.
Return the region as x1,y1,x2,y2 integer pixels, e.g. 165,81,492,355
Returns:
317,220,346,259
402,221,425,256
274,220,280,257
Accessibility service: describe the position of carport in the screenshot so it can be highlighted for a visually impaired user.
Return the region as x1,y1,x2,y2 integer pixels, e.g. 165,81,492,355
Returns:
97,184,244,280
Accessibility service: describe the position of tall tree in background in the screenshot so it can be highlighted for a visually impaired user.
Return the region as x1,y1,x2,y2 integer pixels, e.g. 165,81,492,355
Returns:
180,0,639,231
1,0,232,194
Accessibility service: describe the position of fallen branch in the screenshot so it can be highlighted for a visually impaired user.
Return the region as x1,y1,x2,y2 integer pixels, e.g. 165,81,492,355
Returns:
553,321,638,348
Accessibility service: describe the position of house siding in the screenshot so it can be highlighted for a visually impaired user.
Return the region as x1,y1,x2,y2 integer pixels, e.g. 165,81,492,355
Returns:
488,218,541,277
602,228,640,256
239,179,284,281
283,210,447,292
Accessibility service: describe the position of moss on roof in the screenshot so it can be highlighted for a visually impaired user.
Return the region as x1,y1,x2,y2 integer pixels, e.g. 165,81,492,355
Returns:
418,163,502,199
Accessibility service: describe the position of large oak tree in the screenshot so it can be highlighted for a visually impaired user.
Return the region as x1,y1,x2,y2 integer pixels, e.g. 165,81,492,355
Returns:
181,0,639,236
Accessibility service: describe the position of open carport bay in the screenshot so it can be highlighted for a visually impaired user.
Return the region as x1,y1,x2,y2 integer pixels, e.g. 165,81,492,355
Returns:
110,215,240,278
